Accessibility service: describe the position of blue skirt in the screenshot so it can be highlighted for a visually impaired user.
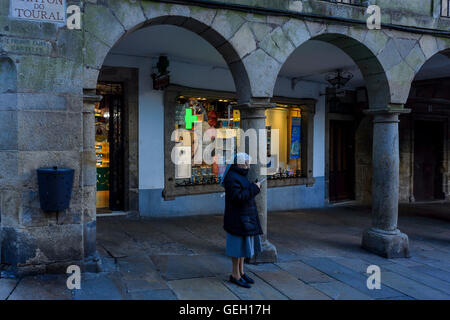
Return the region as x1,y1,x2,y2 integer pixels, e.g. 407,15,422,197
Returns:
226,232,262,258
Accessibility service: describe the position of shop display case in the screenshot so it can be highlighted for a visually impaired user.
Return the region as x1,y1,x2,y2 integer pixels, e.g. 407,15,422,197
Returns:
174,96,240,187
163,86,317,200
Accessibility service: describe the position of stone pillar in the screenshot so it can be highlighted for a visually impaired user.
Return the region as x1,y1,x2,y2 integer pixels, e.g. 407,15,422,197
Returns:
362,106,411,258
82,90,102,264
239,99,277,263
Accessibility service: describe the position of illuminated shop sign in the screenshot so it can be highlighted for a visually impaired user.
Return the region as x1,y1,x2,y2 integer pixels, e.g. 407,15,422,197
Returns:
184,108,198,130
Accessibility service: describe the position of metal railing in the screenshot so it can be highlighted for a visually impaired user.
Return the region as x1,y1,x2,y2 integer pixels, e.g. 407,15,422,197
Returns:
442,0,450,17
322,0,368,7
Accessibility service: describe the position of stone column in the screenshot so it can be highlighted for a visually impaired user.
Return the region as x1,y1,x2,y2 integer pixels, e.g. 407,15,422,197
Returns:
82,90,102,263
362,105,411,258
239,99,277,263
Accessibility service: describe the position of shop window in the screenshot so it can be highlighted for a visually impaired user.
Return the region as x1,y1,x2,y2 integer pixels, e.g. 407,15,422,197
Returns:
173,96,240,187
266,105,304,180
164,87,316,199
172,96,307,187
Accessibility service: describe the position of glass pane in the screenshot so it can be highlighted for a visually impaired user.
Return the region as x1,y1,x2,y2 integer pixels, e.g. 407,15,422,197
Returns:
174,96,239,186
265,104,303,179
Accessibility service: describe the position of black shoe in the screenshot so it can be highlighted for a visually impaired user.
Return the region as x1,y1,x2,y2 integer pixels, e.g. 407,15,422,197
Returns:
241,273,254,284
229,275,251,288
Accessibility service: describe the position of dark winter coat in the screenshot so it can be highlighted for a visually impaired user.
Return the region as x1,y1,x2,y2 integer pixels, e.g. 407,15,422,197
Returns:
222,165,264,237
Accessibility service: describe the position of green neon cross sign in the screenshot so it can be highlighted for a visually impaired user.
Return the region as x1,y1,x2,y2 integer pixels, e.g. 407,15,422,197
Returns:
185,108,197,129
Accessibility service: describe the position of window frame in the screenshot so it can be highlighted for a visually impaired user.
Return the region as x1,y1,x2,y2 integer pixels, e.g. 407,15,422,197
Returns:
163,85,316,200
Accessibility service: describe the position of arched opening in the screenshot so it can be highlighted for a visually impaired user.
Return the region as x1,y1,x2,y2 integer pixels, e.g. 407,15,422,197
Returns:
271,34,390,208
0,56,18,265
93,21,249,214
402,49,450,203
88,17,254,260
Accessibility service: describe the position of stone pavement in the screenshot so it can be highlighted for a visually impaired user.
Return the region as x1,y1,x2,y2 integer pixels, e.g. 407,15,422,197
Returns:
1,203,449,300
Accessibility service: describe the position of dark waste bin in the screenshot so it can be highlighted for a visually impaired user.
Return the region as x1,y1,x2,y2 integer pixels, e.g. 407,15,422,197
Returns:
37,167,75,211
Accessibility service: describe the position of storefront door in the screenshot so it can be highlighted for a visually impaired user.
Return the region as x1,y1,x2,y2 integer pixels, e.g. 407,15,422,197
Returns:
96,82,125,212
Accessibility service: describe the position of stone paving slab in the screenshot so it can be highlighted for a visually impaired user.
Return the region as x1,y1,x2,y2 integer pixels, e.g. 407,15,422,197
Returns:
128,289,178,300
99,256,119,273
147,221,219,255
97,234,147,259
310,281,373,300
380,271,450,300
276,261,334,284
0,279,17,300
410,264,450,283
97,220,148,258
8,275,72,300
415,248,450,266
388,257,424,268
111,220,195,256
171,217,227,249
253,270,330,300
383,295,416,300
275,248,301,263
168,276,239,300
117,255,168,291
150,255,216,280
382,263,450,295
299,257,405,299
246,263,283,273
193,255,234,276
339,247,396,267
328,256,377,274
73,272,125,300
222,271,288,300
3,204,450,300
123,278,167,294
409,253,450,272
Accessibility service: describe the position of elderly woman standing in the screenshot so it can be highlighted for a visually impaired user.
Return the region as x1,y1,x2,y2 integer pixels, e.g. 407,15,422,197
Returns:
221,153,263,288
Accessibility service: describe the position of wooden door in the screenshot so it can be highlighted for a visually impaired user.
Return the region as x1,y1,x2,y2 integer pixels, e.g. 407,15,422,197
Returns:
329,120,355,202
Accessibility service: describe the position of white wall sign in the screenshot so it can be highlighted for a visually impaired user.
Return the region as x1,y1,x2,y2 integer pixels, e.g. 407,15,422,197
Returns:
10,0,66,24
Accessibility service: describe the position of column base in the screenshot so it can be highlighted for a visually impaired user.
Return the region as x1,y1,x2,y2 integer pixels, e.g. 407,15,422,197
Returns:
362,228,410,259
246,239,277,264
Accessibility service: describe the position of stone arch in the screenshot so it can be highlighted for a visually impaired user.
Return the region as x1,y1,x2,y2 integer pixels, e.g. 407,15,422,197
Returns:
243,19,392,108
404,35,450,88
312,32,391,109
401,37,450,98
380,34,450,106
83,1,253,103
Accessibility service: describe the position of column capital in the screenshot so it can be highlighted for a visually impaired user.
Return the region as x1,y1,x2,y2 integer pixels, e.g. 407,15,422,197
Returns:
363,103,411,116
237,97,276,110
363,105,411,123
83,89,102,113
83,94,102,105
237,98,275,120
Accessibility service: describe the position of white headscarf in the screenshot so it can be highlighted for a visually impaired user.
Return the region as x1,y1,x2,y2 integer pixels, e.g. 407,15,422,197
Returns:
235,152,252,165
219,152,251,186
